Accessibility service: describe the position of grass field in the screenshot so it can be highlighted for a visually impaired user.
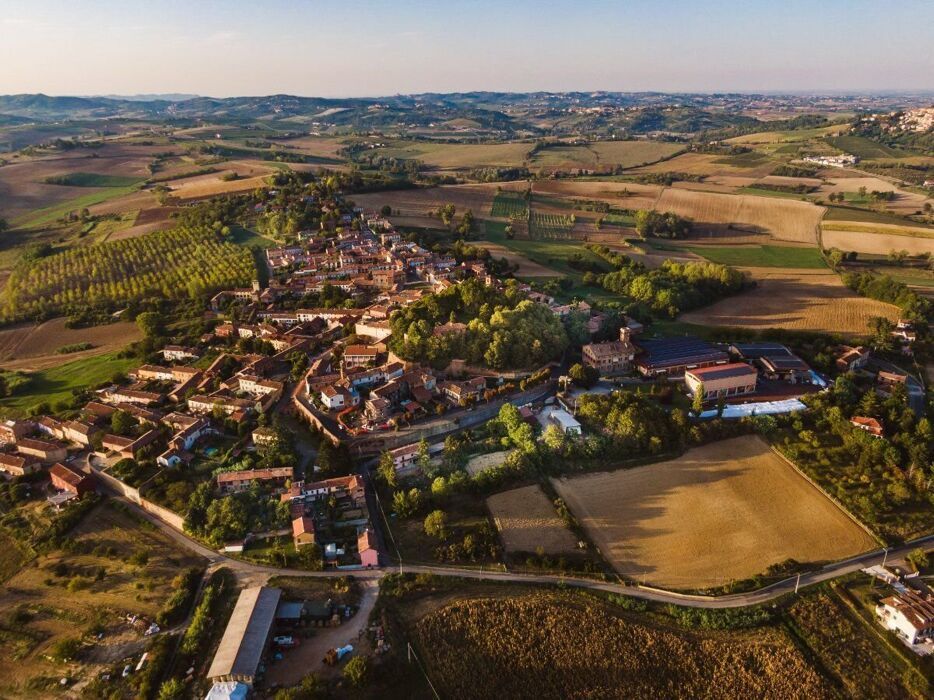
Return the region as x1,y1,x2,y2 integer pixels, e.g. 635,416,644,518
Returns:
821,205,925,226
43,172,143,188
0,500,204,697
683,244,826,269
13,185,139,228
486,485,578,556
551,436,876,588
827,135,905,160
529,141,682,171
681,267,899,334
0,351,137,415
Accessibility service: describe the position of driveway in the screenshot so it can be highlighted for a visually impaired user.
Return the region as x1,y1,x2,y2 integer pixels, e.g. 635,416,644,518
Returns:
264,579,379,687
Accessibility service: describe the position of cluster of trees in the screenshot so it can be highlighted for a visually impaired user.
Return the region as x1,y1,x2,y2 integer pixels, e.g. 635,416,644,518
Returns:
388,278,568,370
184,481,290,545
842,271,931,320
634,210,693,239
772,382,933,540
586,246,744,318
2,225,255,322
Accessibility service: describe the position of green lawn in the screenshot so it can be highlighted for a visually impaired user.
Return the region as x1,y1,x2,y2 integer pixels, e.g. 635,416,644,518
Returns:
229,224,279,249
0,352,137,416
43,172,143,188
484,220,611,277
13,186,140,229
823,205,933,228
683,244,826,269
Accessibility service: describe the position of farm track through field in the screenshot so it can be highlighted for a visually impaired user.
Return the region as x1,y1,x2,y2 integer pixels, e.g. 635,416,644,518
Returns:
110,488,934,610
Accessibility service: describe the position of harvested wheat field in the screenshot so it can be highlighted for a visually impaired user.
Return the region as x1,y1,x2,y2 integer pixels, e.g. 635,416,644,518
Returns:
631,151,777,178
654,188,823,244
818,177,933,216
352,183,503,221
486,485,578,555
465,450,511,477
822,223,934,256
551,436,875,588
531,180,662,210
681,268,899,334
0,318,141,368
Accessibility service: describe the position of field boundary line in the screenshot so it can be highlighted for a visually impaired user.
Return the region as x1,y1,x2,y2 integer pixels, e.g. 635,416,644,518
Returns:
769,445,884,546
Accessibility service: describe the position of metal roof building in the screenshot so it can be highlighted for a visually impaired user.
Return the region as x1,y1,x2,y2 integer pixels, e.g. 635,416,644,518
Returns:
207,586,282,685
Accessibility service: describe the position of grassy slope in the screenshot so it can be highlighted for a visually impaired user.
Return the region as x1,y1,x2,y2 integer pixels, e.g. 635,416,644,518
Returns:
0,351,137,416
683,245,827,269
13,185,139,229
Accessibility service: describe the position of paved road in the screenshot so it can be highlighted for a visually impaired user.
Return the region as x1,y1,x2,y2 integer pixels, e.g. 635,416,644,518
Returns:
114,492,934,610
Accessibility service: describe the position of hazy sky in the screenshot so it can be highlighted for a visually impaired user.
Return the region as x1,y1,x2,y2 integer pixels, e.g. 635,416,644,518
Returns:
1,0,932,97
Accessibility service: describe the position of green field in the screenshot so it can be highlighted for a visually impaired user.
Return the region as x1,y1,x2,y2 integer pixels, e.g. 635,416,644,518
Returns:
490,191,529,218
13,185,139,229
684,244,827,269
823,205,933,228
712,151,772,168
827,135,905,160
229,224,279,249
0,352,137,416
43,172,143,188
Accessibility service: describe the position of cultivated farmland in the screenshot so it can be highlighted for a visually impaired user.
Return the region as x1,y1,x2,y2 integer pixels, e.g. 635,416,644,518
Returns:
653,187,824,244
821,222,934,256
0,318,141,366
410,592,833,699
680,268,899,334
489,191,529,218
486,485,578,555
1,226,255,322
551,436,875,589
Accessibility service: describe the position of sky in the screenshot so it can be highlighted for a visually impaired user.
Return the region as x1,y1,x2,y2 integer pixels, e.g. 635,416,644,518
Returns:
1,0,932,97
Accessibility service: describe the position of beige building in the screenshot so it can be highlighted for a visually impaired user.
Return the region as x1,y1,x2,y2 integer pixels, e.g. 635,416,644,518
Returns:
581,328,636,375
685,362,758,400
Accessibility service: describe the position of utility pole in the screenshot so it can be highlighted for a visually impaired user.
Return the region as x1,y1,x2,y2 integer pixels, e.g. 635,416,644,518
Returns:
882,548,889,568
794,572,801,595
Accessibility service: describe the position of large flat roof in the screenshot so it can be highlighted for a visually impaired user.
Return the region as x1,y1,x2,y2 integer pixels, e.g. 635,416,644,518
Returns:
636,337,728,369
686,362,758,382
208,586,282,680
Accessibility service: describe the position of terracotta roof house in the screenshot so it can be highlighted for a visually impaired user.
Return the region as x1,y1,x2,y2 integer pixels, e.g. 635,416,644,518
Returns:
49,462,94,496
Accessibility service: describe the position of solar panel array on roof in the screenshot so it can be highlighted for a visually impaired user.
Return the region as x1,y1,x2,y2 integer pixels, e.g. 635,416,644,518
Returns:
761,355,809,371
730,342,792,360
636,337,728,368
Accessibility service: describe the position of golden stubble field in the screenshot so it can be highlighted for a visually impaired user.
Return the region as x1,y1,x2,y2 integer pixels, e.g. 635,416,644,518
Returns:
486,485,578,555
551,436,876,588
654,187,824,244
821,223,934,256
681,267,900,334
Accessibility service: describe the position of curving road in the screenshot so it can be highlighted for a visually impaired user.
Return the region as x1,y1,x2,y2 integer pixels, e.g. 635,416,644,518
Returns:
116,493,934,610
